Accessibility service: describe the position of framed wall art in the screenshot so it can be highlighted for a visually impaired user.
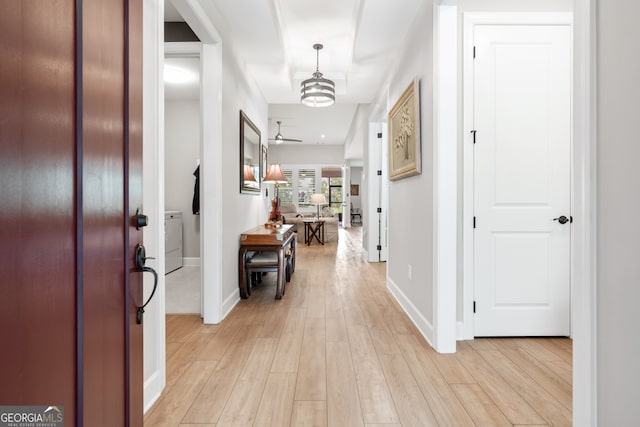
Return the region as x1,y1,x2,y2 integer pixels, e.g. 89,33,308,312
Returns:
388,77,421,180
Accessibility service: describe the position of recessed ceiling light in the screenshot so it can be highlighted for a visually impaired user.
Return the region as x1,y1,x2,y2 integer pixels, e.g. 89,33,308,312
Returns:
164,65,195,84
320,134,326,139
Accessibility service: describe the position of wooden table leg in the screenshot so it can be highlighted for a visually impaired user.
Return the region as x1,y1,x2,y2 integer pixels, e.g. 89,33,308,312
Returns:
275,248,284,299
238,248,249,299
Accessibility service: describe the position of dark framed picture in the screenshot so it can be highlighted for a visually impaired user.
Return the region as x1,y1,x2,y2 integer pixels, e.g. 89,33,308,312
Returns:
350,184,359,196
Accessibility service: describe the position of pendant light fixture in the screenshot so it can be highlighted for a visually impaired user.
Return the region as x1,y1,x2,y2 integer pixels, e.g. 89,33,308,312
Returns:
300,43,335,107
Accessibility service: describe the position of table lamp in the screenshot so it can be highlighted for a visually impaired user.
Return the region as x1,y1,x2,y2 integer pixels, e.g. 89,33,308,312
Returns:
263,164,287,221
310,193,327,219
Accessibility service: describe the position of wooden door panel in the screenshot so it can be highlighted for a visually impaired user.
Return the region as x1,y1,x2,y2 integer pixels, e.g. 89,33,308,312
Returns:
0,2,77,424
128,0,145,424
82,0,127,424
1,1,143,425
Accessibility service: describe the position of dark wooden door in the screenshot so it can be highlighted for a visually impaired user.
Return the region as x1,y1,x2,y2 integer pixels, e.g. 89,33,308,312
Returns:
0,1,144,426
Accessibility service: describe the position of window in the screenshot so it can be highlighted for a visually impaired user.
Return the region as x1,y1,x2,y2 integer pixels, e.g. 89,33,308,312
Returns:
322,177,343,213
321,167,343,213
297,168,315,206
278,169,293,205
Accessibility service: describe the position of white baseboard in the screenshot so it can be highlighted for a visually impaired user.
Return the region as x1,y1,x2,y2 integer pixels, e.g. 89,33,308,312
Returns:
143,370,164,414
361,248,369,260
221,290,240,321
183,257,201,267
457,321,465,341
387,276,435,348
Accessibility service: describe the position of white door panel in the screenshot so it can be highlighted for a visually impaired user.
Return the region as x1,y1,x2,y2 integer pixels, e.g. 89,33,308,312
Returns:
474,25,571,336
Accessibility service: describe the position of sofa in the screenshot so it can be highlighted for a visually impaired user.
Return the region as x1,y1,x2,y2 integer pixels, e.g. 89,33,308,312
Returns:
280,203,339,243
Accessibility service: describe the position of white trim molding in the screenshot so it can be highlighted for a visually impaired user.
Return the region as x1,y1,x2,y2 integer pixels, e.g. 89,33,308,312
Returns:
171,0,225,325
387,277,435,347
572,1,597,425
433,2,458,353
461,12,574,340
142,0,166,413
183,257,201,267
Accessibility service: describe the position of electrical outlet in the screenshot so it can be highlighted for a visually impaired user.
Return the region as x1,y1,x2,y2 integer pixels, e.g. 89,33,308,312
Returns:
408,264,412,280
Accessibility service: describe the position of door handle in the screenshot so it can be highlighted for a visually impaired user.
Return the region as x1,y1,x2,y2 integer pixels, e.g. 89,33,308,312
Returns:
135,243,158,324
553,215,572,224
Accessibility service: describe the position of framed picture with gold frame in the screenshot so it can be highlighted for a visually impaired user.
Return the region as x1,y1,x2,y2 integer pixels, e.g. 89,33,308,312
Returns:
388,78,421,180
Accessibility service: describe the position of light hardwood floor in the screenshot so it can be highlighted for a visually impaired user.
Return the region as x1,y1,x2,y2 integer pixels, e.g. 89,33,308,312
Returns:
145,227,572,427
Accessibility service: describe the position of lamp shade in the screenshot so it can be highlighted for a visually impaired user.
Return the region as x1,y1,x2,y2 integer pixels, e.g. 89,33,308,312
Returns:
263,164,287,183
310,193,327,205
243,164,257,183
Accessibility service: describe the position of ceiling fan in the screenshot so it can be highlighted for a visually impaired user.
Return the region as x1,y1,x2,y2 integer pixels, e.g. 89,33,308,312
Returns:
269,121,302,144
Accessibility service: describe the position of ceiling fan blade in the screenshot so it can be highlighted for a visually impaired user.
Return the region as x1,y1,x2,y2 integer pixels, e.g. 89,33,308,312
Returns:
269,120,302,143
268,137,303,143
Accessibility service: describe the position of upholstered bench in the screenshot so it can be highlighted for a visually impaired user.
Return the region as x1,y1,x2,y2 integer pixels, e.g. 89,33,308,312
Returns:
245,251,292,297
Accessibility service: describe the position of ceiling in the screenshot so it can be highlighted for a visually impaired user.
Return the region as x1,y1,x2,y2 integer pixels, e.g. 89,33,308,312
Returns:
164,0,425,153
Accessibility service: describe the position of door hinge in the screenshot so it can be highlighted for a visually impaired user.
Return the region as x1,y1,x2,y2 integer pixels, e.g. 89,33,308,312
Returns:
471,129,477,144
473,216,476,229
377,170,382,176
377,207,382,213
377,132,383,139
376,245,382,251
473,46,476,59
473,301,476,313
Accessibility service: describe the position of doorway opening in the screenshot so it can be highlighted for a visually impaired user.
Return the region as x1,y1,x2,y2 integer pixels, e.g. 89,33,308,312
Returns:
164,52,202,315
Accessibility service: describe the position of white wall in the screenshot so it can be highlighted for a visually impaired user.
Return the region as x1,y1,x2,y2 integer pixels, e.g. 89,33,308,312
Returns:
219,46,269,313
164,99,200,258
370,1,437,344
268,144,345,165
596,0,640,423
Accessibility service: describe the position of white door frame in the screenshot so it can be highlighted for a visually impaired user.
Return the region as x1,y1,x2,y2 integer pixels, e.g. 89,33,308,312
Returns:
462,12,574,339
461,8,597,426
170,0,224,324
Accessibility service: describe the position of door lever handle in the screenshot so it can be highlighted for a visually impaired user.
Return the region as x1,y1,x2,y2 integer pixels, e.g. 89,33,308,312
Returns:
135,243,158,324
553,215,571,224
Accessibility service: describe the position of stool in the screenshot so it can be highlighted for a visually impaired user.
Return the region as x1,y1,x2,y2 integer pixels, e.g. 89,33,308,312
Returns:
244,251,291,297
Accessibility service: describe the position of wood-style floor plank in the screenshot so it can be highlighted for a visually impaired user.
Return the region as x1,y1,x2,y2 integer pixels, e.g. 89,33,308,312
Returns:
290,401,327,427
378,353,439,427
217,337,279,426
326,341,365,427
396,334,475,426
294,316,327,401
478,349,572,426
147,228,573,427
451,383,512,427
181,325,263,424
271,308,306,373
456,342,547,425
347,324,399,424
144,360,216,427
254,372,297,426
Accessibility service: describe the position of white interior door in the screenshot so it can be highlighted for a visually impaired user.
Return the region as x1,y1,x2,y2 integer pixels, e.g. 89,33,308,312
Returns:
473,24,571,336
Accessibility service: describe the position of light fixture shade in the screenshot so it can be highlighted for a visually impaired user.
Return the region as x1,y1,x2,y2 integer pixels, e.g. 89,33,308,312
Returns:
301,44,335,108
263,164,287,183
310,193,327,205
243,164,257,183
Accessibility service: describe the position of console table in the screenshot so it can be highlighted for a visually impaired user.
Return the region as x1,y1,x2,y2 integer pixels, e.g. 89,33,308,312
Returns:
238,224,296,299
